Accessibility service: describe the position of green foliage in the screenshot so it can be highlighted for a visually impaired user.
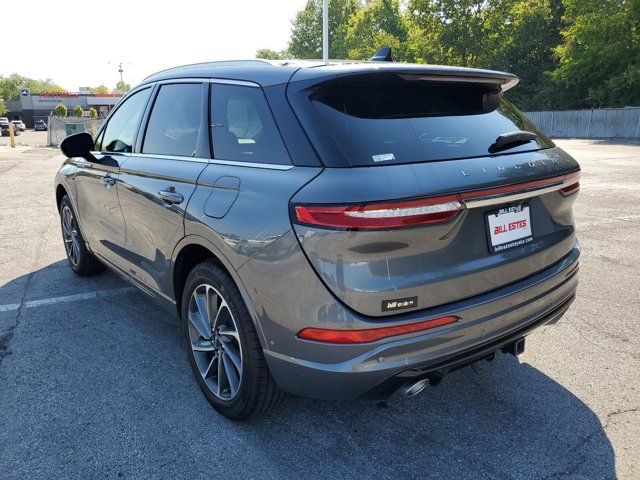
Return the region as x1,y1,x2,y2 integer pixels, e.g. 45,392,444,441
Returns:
288,0,360,58
55,103,67,117
256,48,289,59
345,0,409,60
0,74,66,101
0,99,7,116
89,85,110,94
72,105,83,117
89,107,98,118
552,0,640,107
115,81,131,92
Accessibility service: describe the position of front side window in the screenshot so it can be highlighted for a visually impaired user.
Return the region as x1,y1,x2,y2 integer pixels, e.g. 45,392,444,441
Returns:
100,88,151,153
210,84,290,165
142,83,204,157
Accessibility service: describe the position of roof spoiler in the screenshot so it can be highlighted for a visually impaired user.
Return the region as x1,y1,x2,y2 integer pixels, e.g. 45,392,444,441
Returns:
369,47,393,62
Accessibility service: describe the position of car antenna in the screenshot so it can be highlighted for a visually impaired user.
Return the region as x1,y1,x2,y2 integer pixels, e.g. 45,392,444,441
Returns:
369,46,393,62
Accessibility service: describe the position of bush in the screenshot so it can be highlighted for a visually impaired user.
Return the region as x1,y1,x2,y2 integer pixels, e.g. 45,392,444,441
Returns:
89,107,98,118
54,103,67,117
72,105,83,117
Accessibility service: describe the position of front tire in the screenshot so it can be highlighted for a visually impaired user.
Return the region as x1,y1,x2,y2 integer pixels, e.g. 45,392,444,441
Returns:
59,195,105,276
182,261,284,420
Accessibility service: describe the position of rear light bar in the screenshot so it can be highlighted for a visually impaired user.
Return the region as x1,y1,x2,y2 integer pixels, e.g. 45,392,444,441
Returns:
293,171,580,230
297,316,458,344
559,171,580,196
294,195,462,230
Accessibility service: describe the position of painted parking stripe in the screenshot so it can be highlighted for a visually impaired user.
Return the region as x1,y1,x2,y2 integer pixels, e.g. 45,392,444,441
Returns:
0,287,136,313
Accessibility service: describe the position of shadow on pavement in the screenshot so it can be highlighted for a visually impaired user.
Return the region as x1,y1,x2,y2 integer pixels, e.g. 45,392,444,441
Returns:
0,262,616,479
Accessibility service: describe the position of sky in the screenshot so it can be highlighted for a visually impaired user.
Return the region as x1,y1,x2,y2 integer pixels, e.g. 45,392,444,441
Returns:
2,0,308,91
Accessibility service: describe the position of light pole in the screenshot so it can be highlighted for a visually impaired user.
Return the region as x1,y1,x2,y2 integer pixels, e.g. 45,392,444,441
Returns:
322,0,329,64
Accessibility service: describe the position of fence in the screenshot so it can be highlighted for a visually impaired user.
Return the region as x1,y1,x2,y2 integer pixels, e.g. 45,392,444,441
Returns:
524,107,640,139
47,116,103,147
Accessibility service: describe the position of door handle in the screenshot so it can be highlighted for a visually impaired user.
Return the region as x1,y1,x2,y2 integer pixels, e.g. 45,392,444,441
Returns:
102,176,116,187
158,189,184,205
75,160,92,169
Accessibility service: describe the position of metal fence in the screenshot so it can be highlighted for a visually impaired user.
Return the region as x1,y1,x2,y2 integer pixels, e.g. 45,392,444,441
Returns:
47,116,103,147
524,107,640,139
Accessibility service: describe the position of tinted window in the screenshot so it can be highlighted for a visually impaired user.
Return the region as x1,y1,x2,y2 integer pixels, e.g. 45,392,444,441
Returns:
101,88,151,153
309,75,553,166
143,83,204,157
210,84,290,165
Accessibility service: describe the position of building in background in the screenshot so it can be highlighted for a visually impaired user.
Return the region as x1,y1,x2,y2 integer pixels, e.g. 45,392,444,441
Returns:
5,89,123,127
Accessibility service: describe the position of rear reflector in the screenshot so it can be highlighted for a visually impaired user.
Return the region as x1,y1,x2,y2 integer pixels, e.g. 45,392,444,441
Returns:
294,195,462,230
297,316,458,344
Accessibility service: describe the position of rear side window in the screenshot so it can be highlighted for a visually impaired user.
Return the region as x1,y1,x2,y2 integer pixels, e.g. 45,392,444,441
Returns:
100,88,151,153
143,83,204,157
307,74,553,166
210,84,290,165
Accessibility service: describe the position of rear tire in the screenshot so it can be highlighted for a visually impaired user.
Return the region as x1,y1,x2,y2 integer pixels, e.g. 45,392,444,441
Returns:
59,195,105,276
181,261,284,420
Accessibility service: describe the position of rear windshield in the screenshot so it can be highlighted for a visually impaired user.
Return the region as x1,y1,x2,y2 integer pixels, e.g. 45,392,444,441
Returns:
309,75,553,166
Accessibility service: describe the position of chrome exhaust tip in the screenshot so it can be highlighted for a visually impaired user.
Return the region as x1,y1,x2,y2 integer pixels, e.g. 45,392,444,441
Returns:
401,378,429,398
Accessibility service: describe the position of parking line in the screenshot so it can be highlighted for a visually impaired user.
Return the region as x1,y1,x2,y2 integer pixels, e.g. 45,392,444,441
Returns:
0,287,136,313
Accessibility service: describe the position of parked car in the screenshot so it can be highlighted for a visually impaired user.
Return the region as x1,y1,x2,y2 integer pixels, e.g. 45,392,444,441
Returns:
12,120,26,131
55,57,580,420
0,121,20,136
0,117,8,135
34,120,48,131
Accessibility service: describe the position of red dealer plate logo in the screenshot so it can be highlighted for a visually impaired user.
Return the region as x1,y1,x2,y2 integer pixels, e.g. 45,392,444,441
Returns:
487,205,533,252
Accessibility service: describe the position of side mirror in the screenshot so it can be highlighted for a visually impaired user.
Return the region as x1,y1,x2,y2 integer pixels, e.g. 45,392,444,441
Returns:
60,132,94,159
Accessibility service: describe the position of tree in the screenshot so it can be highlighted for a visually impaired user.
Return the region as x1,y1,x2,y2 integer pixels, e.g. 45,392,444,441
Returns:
287,0,360,58
89,85,110,94
89,108,98,118
345,0,409,60
0,74,66,101
114,81,131,92
552,0,640,108
255,48,289,59
0,99,7,116
55,103,67,117
72,105,83,117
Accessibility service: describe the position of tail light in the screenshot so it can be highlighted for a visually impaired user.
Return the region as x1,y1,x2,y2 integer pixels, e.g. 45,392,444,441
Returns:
294,195,462,230
560,172,580,196
297,316,458,344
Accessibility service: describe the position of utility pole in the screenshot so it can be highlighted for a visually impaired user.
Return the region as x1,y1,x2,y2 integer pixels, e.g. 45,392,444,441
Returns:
322,0,329,64
118,62,124,83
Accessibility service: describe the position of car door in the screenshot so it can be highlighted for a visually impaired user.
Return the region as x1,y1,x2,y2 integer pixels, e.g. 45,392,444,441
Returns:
74,87,152,269
117,81,209,298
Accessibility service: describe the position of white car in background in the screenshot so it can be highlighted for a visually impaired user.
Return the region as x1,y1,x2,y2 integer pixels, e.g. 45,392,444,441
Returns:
12,120,26,131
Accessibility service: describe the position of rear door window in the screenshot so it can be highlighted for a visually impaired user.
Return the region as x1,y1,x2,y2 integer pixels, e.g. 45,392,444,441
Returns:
307,74,553,166
100,88,151,153
142,83,204,157
210,84,291,165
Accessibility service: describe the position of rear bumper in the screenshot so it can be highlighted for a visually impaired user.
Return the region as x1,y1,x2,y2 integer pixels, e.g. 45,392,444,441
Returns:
264,246,579,400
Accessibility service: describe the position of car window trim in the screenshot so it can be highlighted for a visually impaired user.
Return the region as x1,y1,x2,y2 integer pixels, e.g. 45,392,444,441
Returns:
94,84,154,152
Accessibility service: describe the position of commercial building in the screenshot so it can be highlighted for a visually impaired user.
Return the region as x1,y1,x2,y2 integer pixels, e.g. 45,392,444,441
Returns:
5,89,123,127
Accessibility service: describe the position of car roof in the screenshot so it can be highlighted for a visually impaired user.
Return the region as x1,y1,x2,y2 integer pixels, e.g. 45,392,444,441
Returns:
139,59,518,91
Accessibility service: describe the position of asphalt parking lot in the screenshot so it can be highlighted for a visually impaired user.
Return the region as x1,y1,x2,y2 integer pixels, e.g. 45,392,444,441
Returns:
0,135,638,479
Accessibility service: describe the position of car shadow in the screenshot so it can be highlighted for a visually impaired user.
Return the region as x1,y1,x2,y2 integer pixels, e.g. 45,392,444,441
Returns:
0,261,616,479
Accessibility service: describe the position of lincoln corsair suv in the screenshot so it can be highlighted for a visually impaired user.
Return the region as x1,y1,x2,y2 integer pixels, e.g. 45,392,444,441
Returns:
55,59,580,420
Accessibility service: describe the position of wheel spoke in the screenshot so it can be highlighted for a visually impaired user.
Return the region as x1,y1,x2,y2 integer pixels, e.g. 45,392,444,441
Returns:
212,300,228,330
192,338,215,352
188,309,211,340
216,353,225,396
218,324,239,341
203,352,218,379
220,339,241,372
222,352,239,396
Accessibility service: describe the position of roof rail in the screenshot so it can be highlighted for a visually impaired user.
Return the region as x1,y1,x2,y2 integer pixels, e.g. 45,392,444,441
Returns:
143,59,271,81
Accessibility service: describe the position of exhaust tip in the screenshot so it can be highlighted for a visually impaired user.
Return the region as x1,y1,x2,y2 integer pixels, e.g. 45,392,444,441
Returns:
401,378,429,398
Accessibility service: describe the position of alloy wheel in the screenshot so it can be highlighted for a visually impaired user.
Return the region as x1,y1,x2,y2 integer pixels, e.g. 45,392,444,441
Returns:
187,284,243,400
61,204,80,267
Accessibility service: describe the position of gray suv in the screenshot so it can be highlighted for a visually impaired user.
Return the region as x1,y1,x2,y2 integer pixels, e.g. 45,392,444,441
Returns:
55,60,580,420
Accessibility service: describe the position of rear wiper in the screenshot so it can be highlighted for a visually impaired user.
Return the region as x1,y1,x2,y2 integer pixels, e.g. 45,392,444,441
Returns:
491,130,537,151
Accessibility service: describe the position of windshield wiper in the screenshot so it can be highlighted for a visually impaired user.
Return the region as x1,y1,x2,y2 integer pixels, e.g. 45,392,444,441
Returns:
491,130,537,151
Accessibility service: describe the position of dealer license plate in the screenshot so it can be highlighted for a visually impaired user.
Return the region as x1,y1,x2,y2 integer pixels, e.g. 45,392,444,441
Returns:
487,205,533,252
